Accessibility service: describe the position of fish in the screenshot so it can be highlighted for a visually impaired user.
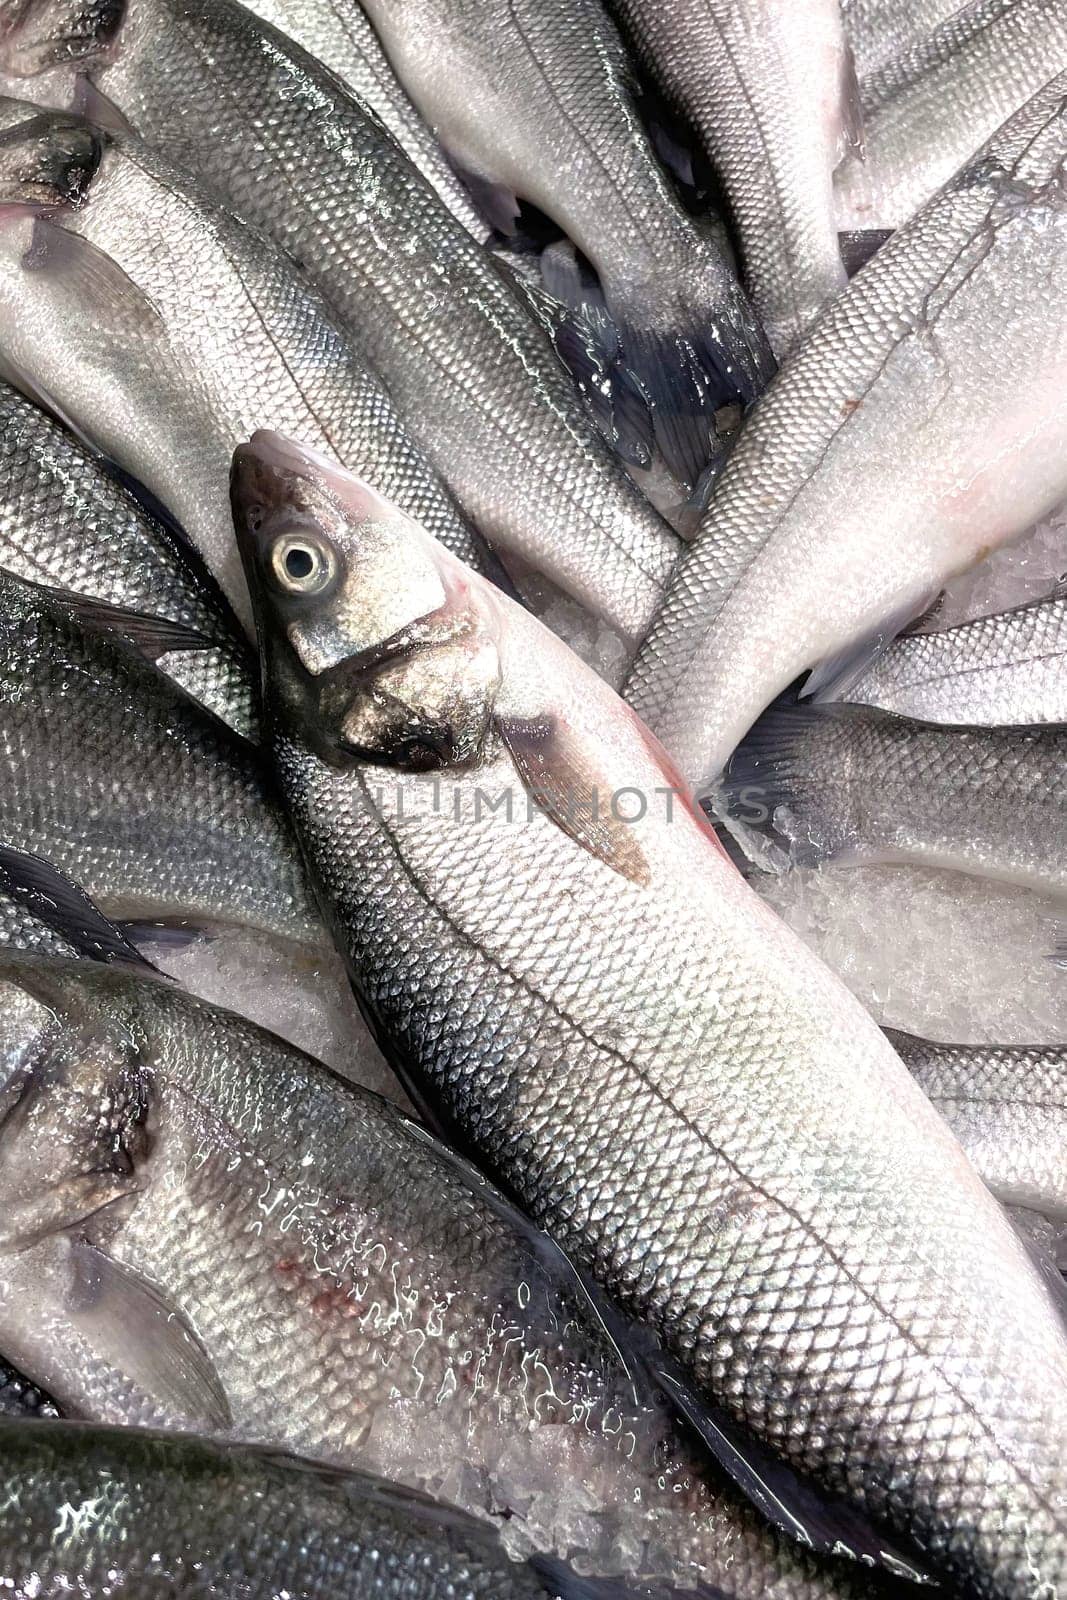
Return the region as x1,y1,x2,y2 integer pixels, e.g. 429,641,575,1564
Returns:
722,700,1067,897
887,1028,1067,1219
0,0,681,649
0,567,323,950
836,0,1067,231
842,0,982,82
353,0,773,474
606,0,853,355
0,950,902,1600
0,843,160,966
0,1420,591,1600
232,430,1067,1600
0,99,492,638
0,1359,59,1418
624,75,1067,792
842,586,1067,724
0,380,257,740
240,0,491,241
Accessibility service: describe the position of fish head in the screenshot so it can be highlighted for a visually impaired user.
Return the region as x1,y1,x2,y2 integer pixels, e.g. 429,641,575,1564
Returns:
0,0,124,79
0,97,102,208
232,431,503,770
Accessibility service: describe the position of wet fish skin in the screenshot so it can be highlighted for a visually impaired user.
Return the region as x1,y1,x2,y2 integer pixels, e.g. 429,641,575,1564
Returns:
887,1029,1067,1219
0,381,257,739
625,76,1067,791
607,0,851,356
233,432,1067,1600
0,0,681,646
356,0,773,463
845,588,1067,724
0,953,886,1600
0,1420,569,1600
842,0,978,82
723,700,1067,897
836,0,1067,230
0,100,491,637
0,1358,59,1418
242,0,491,239
0,569,322,947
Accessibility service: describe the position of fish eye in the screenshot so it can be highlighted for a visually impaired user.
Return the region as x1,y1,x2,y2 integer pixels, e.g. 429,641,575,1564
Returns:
269,533,337,596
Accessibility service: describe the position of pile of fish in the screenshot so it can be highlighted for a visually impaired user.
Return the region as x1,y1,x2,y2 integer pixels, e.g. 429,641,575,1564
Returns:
0,0,1060,1596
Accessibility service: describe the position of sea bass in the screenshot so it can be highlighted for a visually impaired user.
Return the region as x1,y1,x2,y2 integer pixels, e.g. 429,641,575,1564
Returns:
0,100,489,635
607,0,853,355
722,700,1067,897
355,0,773,470
836,0,1067,230
0,953,896,1599
625,75,1067,791
0,0,681,647
0,569,322,948
0,380,256,739
845,587,1067,724
887,1028,1067,1219
0,1421,585,1600
243,0,490,239
232,431,1067,1600
842,0,976,80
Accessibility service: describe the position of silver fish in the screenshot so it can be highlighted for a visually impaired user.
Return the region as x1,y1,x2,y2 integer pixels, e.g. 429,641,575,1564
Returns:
0,1420,576,1600
0,0,681,648
0,952,891,1600
232,431,1067,1600
607,0,853,355
836,0,1067,231
887,1028,1067,1218
354,0,773,468
241,0,491,239
842,0,981,82
0,568,323,949
0,380,257,739
0,1360,59,1418
845,587,1067,724
0,100,490,636
723,700,1067,897
625,75,1067,791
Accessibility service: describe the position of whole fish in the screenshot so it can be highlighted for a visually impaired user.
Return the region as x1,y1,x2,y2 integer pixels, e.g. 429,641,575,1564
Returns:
0,381,257,739
0,953,897,1600
0,1420,583,1600
722,700,1067,897
233,431,1067,1600
0,569,322,949
354,0,773,468
845,588,1067,724
0,100,490,636
607,0,853,355
625,76,1067,791
887,1029,1067,1218
0,0,681,647
241,0,490,240
836,0,1067,230
842,0,981,81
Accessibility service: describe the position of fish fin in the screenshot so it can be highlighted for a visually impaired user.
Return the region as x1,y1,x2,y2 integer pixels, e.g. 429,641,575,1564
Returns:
837,229,893,277
0,844,160,971
455,166,521,237
65,1239,232,1429
648,1362,935,1583
117,921,214,956
839,42,865,157
804,590,941,702
40,587,214,659
498,715,652,888
1049,928,1067,970
649,118,696,190
719,700,860,869
17,212,163,335
71,75,135,137
702,814,757,879
531,1556,708,1600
